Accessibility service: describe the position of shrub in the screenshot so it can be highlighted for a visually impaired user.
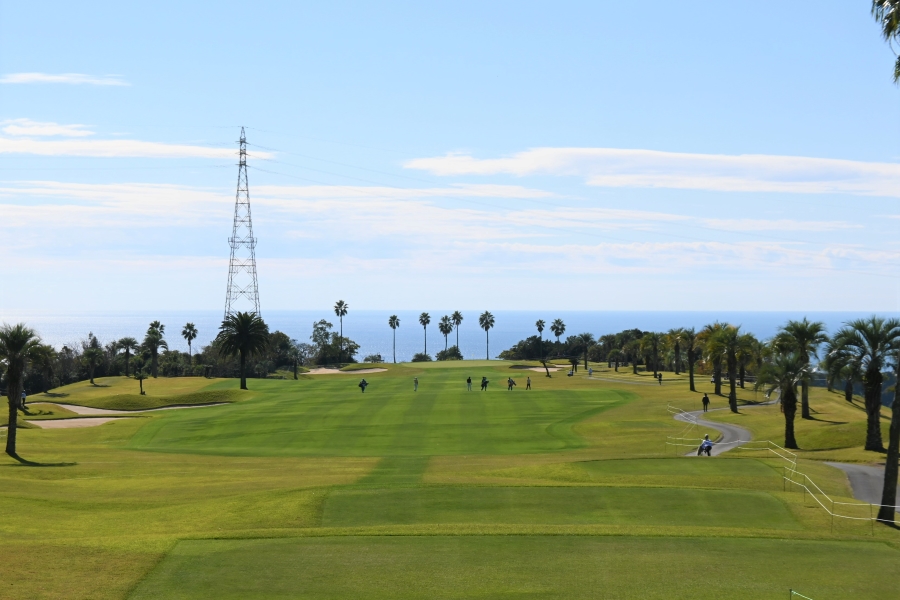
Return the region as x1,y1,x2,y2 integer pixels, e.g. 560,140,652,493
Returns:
363,354,384,363
436,346,463,361
411,353,433,362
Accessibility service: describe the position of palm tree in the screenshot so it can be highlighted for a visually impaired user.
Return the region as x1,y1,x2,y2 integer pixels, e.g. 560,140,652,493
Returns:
829,317,900,451
419,312,431,355
118,337,138,377
756,351,809,450
143,324,168,378
182,323,198,362
873,1,900,82
823,339,862,403
579,333,596,370
83,347,103,385
215,312,270,390
624,339,642,375
28,343,55,393
550,319,566,351
388,315,400,363
699,322,728,395
0,323,40,457
666,328,685,374
774,318,827,419
451,311,464,349
478,311,495,360
683,328,700,392
439,315,453,351
608,348,622,372
737,333,762,389
707,325,749,413
639,332,661,377
536,320,551,377
334,300,348,365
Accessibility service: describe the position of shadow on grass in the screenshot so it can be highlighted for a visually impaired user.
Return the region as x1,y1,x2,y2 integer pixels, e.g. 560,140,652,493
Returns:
3,453,76,467
41,392,70,398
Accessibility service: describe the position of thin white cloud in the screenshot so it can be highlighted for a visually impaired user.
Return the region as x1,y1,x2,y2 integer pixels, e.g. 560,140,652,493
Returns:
0,72,128,86
701,218,860,232
1,118,94,137
0,136,271,159
405,147,900,198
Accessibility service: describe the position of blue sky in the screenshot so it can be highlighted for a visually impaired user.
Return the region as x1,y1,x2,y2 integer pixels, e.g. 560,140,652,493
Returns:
1,1,900,313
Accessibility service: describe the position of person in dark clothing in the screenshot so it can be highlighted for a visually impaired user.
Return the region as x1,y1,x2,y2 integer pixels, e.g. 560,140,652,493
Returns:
467,376,472,391
507,377,516,391
702,393,710,412
697,434,713,456
481,376,488,391
359,379,368,393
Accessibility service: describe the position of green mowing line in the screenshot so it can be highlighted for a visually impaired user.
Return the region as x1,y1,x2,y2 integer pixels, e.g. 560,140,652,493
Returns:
128,536,900,600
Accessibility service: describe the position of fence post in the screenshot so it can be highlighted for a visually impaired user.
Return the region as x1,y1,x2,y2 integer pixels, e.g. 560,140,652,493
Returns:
870,502,874,536
830,500,834,534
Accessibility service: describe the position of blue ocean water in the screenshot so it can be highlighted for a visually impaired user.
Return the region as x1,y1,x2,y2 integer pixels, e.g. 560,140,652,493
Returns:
1,310,895,363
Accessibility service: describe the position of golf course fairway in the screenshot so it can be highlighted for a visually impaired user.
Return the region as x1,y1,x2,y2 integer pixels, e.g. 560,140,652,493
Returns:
2,361,899,599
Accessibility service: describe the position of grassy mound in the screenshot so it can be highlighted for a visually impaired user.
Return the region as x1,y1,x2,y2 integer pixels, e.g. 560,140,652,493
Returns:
69,389,248,411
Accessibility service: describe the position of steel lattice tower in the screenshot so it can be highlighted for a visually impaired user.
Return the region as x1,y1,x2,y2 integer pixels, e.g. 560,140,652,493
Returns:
224,127,261,317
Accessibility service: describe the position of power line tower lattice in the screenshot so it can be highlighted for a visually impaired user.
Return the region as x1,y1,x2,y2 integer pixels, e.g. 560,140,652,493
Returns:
224,127,261,318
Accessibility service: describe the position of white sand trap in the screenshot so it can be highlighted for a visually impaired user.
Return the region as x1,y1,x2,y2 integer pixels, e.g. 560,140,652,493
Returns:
32,402,228,416
305,368,388,375
27,417,126,429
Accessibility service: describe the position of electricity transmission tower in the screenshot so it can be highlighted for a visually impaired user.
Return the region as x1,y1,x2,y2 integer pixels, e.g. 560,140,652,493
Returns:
224,127,261,317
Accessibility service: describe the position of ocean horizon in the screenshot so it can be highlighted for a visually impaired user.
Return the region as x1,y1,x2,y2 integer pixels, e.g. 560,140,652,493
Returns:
1,310,896,364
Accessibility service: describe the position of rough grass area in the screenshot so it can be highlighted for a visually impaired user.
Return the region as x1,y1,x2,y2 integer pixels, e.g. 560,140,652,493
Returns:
129,536,900,600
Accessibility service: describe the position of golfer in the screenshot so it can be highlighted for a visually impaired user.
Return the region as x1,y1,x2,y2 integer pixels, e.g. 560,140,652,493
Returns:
526,376,531,390
697,434,713,456
588,367,593,377
466,376,472,391
414,377,418,392
507,377,516,391
702,393,710,412
657,373,663,385
481,376,489,391
359,379,368,393
20,390,26,410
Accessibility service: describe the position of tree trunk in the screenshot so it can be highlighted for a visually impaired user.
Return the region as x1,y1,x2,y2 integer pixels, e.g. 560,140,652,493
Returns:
542,359,551,378
293,361,298,380
393,331,396,364
139,378,144,394
800,381,811,419
674,342,681,375
864,371,884,451
714,359,722,395
424,328,427,355
239,350,247,390
877,364,900,525
152,351,159,378
844,379,853,403
728,352,738,413
688,350,696,392
614,359,618,372
486,330,489,360
339,317,343,366
89,365,95,385
124,350,131,377
632,359,637,375
5,392,18,456
739,364,745,389
783,388,799,449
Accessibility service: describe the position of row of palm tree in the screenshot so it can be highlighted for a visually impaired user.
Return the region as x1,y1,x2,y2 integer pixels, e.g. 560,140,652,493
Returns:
386,311,492,362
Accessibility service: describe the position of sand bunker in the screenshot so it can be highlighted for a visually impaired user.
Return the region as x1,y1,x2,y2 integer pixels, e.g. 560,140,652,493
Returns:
32,402,228,416
27,417,127,429
305,368,388,375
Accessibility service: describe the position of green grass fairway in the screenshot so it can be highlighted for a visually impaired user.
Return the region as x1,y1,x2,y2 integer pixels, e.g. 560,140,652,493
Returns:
3,362,898,599
322,486,801,529
127,372,631,456
130,536,900,600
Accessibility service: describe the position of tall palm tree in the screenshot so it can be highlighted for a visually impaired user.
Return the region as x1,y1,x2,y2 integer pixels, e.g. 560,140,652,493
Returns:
215,312,270,390
873,2,900,525
774,318,827,419
439,315,453,351
829,317,900,451
388,315,400,363
118,337,138,377
699,322,728,396
143,325,168,378
624,339,642,375
83,346,103,385
683,328,700,392
334,300,349,365
550,319,566,350
608,348,622,372
756,351,809,450
478,311,495,360
29,343,56,393
419,312,431,355
707,325,748,413
665,328,685,374
536,320,551,377
823,339,862,403
579,333,596,370
737,333,762,389
873,1,900,81
451,311,464,349
639,332,661,376
0,323,40,457
182,323,198,362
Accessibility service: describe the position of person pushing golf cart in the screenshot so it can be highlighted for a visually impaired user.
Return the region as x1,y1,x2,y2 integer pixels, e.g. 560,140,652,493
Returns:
697,434,713,457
